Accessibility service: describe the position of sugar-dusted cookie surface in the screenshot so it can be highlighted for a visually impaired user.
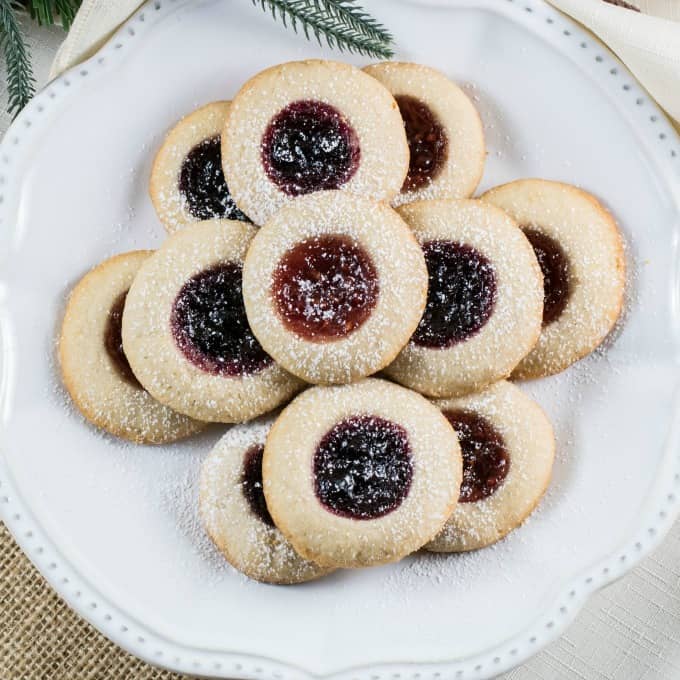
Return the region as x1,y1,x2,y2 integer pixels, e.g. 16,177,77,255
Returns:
122,220,303,423
59,251,205,444
200,417,332,584
243,191,428,384
482,179,625,379
222,60,409,225
263,378,462,568
385,199,543,397
150,101,251,232
363,62,485,206
426,380,555,553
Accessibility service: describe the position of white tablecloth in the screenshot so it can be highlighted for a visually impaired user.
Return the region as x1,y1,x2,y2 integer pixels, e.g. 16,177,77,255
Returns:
2,19,680,680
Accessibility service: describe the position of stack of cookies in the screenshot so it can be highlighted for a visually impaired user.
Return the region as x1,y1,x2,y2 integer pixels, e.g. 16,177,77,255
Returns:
59,59,625,584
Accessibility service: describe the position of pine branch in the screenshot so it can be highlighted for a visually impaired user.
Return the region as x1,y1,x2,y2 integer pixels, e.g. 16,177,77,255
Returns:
252,0,395,59
53,0,80,29
27,0,53,26
0,0,35,118
1,1,81,118
1,0,389,119
322,0,392,45
25,0,81,29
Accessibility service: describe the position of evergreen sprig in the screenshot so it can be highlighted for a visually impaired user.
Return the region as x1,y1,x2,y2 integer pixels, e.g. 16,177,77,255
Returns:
0,0,35,118
1,0,81,119
252,0,395,59
2,0,394,120
26,0,81,30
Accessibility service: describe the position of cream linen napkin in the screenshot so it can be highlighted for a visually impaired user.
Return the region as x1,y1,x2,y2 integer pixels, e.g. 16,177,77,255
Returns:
547,0,680,124
51,0,680,125
49,0,141,79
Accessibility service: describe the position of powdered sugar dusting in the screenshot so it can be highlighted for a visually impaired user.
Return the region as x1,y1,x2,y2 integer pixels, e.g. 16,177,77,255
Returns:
427,381,555,553
58,251,206,444
49,57,635,610
159,452,233,587
150,101,253,232
262,378,462,568
200,418,331,583
242,191,428,384
121,220,303,423
363,62,485,206
222,60,409,225
482,179,626,379
385,199,543,398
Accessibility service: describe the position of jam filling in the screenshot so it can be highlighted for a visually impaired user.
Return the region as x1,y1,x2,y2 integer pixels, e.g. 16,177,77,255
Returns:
241,444,275,527
523,228,571,326
413,240,497,348
178,136,250,222
272,234,379,342
261,100,360,196
444,409,510,503
171,262,272,376
104,291,141,388
313,415,413,520
396,95,448,193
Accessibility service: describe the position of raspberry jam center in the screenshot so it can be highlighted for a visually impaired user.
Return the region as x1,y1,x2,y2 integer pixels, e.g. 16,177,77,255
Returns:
178,136,250,222
523,228,571,326
104,291,141,388
272,234,379,342
171,262,272,376
396,95,448,192
444,409,510,503
261,100,360,196
313,415,413,520
413,240,497,348
241,444,274,527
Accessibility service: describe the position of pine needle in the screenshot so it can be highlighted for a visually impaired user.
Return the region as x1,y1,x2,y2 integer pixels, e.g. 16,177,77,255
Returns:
26,0,81,30
252,0,395,59
0,0,35,118
52,0,80,29
1,1,82,117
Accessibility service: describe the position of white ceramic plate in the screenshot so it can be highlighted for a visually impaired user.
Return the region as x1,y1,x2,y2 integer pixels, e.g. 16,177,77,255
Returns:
1,0,680,678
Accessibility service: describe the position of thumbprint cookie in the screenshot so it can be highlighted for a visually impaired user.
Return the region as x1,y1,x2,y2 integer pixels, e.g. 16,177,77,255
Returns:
426,380,555,552
384,200,543,397
150,101,251,232
242,191,428,384
59,251,204,444
221,60,409,225
482,179,625,379
263,378,462,568
122,220,303,423
200,418,331,584
363,62,485,206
